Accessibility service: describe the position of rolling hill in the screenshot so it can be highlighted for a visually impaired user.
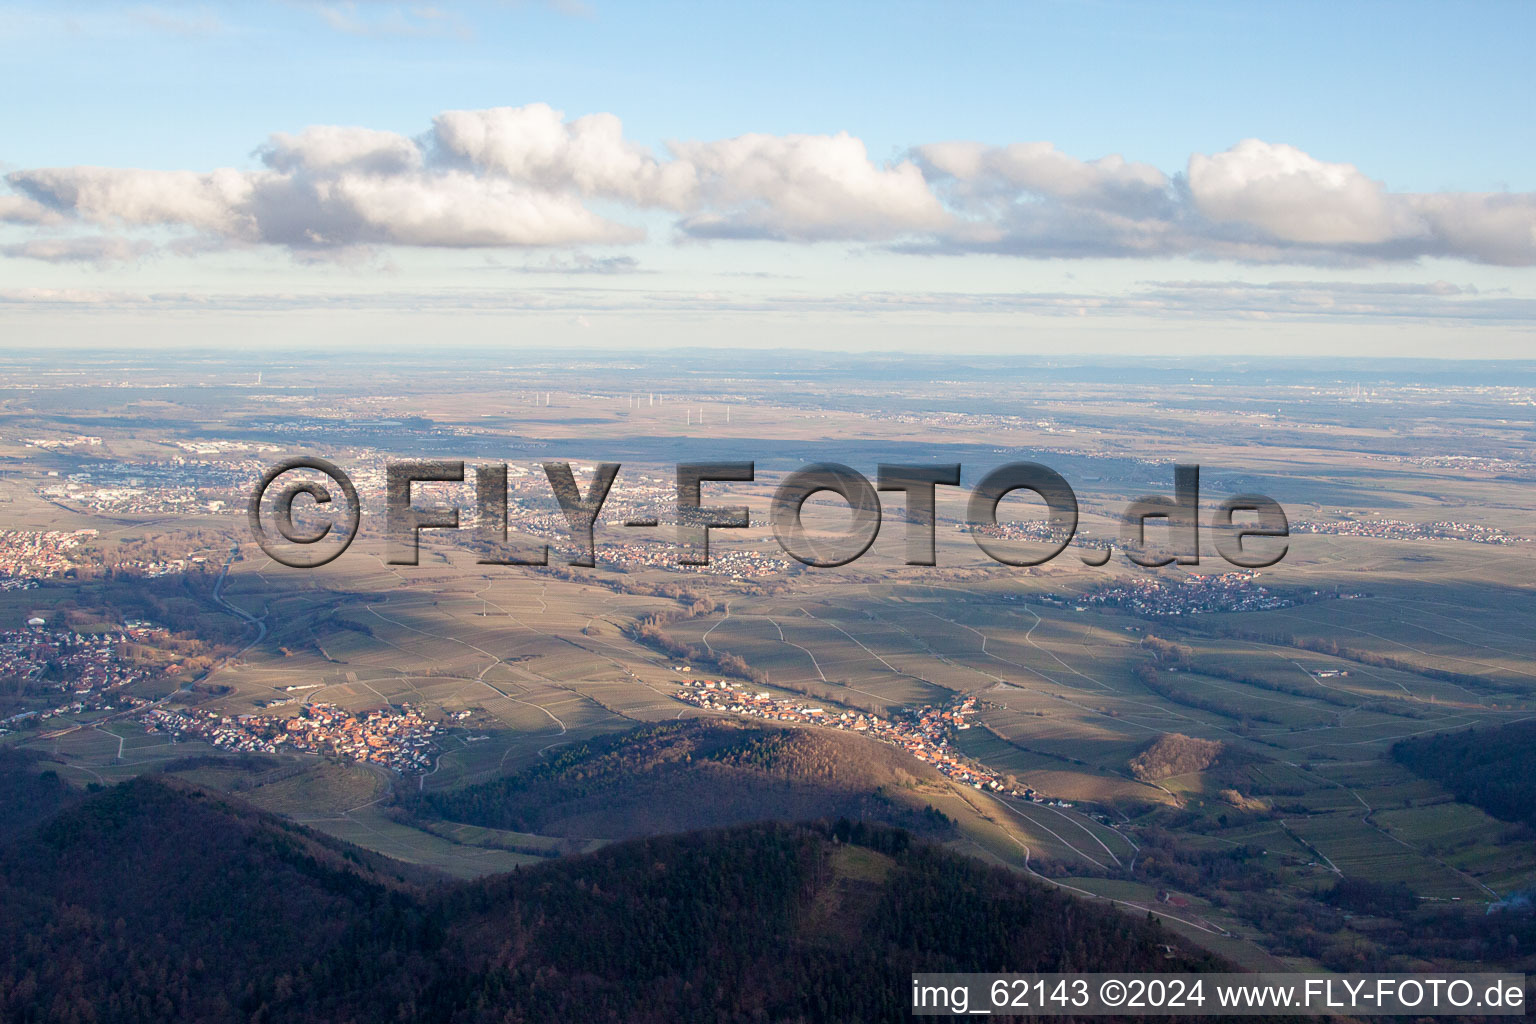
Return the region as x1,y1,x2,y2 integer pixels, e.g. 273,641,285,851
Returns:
405,717,956,840
0,766,1230,1023
1393,721,1536,831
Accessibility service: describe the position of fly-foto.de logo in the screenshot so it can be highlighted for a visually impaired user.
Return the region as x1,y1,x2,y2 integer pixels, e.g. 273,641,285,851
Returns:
247,458,1289,571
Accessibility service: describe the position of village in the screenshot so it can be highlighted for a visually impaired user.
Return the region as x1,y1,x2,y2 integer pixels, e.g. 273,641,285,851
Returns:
480,466,796,577
672,679,1066,806
0,619,172,734
960,518,1107,550
40,458,256,517
1069,571,1356,616
605,540,793,578
140,701,441,774
0,619,166,695
1293,517,1526,545
0,529,98,587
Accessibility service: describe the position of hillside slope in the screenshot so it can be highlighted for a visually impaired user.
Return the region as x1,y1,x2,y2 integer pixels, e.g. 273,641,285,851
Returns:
406,717,954,839
1394,721,1536,830
0,774,432,1022
0,772,1229,1023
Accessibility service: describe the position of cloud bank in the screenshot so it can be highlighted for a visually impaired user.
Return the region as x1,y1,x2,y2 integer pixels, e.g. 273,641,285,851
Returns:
4,279,1529,327
4,104,1534,266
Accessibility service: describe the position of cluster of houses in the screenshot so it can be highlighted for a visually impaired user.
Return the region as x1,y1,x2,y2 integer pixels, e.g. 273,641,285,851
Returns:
1365,453,1536,477
610,542,791,577
21,434,101,450
36,444,323,519
0,529,97,587
0,690,154,735
0,619,170,735
171,440,283,456
960,520,1103,549
141,701,440,773
116,556,202,578
1074,572,1318,616
0,528,204,588
0,621,163,694
41,458,253,517
479,467,792,576
1293,517,1525,545
672,681,1052,802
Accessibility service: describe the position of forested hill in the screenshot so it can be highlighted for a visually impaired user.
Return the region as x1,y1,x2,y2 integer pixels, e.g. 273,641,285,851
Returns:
0,770,1232,1023
0,774,434,1023
404,717,955,839
0,750,81,841
1393,721,1536,830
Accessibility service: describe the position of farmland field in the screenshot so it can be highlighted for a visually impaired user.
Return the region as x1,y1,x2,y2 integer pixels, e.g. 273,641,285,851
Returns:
5,353,1535,972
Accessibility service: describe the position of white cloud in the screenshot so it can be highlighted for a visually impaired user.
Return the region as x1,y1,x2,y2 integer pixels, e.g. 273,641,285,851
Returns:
4,106,650,254
0,235,154,264
2,109,1533,266
672,132,950,241
3,279,1529,326
8,166,257,235
0,287,145,305
1186,139,1413,245
308,170,639,247
0,192,63,225
917,140,1168,209
905,138,1536,266
1406,192,1536,267
259,125,422,175
514,253,644,274
433,103,695,207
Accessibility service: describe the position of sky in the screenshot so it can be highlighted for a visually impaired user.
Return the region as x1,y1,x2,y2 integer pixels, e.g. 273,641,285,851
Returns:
2,0,1534,356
